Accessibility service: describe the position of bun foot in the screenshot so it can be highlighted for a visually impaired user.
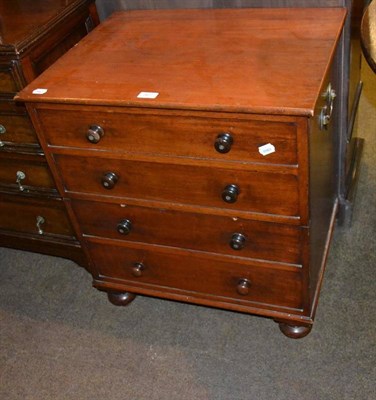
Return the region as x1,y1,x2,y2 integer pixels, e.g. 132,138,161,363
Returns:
278,322,312,339
107,291,136,306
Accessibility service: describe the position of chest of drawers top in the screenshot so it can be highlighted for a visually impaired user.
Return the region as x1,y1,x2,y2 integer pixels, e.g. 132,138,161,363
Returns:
17,8,346,115
0,0,94,54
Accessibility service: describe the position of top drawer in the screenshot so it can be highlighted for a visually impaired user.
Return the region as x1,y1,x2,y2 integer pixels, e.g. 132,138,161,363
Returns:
36,106,298,165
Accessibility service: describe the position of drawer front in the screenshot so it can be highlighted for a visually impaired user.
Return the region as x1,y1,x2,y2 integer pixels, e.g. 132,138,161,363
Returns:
88,240,303,310
72,200,303,265
38,107,298,165
0,65,20,93
0,194,75,238
0,114,39,147
0,153,56,192
55,155,299,217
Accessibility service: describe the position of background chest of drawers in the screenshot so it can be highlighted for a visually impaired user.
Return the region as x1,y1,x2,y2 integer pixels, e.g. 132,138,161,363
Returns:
18,8,346,338
0,0,98,262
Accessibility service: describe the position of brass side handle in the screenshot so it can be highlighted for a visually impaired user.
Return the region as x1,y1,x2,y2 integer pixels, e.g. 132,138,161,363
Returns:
319,83,336,130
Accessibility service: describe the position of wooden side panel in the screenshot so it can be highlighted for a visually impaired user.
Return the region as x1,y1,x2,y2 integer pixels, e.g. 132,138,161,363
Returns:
308,68,338,315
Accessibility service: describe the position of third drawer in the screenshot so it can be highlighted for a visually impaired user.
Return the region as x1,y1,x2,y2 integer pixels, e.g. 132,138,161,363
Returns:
72,199,305,265
0,152,56,193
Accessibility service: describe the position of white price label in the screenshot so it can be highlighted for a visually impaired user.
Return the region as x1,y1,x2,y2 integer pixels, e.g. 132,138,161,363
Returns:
32,88,48,95
137,91,159,99
258,143,276,156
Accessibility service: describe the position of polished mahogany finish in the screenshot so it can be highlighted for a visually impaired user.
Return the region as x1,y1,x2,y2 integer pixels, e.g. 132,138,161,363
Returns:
18,8,346,337
37,106,299,165
0,0,98,261
71,199,304,264
18,9,345,115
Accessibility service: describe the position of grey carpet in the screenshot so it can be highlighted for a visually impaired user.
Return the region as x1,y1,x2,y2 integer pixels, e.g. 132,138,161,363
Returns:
1,62,375,400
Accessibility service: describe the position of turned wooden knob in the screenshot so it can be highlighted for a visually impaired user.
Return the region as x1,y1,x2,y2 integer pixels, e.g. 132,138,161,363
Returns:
132,262,145,277
117,219,132,235
214,132,233,153
222,184,240,203
230,233,246,250
102,172,118,189
237,278,251,295
86,124,104,143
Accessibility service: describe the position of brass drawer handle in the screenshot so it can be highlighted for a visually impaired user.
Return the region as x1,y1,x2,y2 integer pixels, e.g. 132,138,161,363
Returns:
237,278,251,296
36,215,45,235
16,170,26,192
0,124,6,147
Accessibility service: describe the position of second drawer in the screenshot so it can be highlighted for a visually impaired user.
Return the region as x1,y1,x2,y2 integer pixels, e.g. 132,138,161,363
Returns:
55,154,300,217
72,199,304,265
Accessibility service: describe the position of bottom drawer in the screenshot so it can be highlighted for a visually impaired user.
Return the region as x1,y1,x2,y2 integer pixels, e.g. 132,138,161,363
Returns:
87,240,303,311
0,193,75,239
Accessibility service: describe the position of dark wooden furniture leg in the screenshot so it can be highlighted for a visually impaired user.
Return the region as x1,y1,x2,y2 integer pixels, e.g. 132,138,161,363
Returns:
276,321,313,339
107,291,136,306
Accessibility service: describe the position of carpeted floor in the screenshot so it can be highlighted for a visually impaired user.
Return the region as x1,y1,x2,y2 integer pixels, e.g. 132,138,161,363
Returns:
0,62,375,399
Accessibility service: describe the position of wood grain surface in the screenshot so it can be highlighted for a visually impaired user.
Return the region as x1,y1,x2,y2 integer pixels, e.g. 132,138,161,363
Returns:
17,8,346,116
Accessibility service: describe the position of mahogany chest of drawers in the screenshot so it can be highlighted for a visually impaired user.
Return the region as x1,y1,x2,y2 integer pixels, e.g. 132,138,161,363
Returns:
18,8,346,338
0,0,98,262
